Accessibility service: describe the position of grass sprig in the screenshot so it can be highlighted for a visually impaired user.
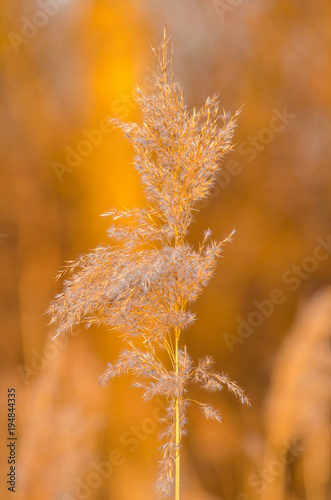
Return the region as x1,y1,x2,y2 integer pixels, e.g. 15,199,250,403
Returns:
48,27,249,499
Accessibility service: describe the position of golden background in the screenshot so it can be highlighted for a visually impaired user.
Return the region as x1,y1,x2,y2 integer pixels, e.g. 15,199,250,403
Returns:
1,1,331,499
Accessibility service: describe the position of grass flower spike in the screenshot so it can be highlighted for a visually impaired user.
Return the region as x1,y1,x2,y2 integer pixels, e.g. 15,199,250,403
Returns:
48,28,249,499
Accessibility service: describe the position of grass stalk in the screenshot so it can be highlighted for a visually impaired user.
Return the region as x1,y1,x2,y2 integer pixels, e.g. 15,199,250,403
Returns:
48,27,250,498
175,327,180,500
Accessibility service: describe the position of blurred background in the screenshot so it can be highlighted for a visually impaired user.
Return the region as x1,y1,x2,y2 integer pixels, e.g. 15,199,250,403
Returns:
1,1,331,499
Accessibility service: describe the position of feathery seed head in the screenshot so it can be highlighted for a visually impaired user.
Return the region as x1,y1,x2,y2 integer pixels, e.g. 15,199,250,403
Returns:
48,27,248,497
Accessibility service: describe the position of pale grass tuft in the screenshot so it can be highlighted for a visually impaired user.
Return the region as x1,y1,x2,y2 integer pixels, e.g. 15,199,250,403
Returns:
48,27,249,498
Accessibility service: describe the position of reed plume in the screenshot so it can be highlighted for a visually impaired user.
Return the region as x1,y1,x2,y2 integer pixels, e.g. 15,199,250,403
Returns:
48,28,249,498
263,287,331,500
